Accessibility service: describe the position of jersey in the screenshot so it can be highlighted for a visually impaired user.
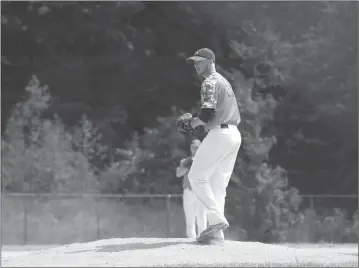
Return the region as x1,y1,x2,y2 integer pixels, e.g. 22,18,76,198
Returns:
200,72,241,131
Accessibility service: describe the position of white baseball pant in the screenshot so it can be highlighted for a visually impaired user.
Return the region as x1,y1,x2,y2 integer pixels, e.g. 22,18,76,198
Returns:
188,125,241,239
183,188,207,238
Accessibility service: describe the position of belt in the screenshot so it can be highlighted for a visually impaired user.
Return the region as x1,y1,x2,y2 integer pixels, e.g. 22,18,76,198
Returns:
207,124,234,132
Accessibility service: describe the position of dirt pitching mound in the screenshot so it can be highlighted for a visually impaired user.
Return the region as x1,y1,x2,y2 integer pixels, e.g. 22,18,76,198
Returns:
2,238,358,267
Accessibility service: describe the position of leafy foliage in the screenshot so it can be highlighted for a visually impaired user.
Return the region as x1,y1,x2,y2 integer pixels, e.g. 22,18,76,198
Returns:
2,76,116,193
1,2,357,242
284,208,359,243
126,107,191,194
268,1,358,194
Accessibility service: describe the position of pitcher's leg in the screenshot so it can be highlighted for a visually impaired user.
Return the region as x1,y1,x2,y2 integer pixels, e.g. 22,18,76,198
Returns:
209,129,241,240
210,150,239,239
183,189,196,238
195,197,208,235
188,131,228,226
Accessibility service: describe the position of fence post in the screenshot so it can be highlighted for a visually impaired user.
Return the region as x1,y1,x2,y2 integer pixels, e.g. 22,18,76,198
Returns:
165,194,171,238
96,203,100,240
310,195,314,210
23,199,28,245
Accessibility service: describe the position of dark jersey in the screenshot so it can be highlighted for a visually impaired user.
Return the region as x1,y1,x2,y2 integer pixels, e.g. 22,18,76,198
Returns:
200,72,241,131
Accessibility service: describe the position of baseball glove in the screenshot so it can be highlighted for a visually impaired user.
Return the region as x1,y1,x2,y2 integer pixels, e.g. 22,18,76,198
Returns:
176,113,195,134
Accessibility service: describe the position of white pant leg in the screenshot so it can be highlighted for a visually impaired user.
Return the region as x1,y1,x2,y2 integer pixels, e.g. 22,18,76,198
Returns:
188,125,242,226
195,196,208,235
210,141,241,239
183,189,197,238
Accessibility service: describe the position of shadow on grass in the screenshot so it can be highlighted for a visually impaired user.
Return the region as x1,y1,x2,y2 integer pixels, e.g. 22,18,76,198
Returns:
67,241,197,254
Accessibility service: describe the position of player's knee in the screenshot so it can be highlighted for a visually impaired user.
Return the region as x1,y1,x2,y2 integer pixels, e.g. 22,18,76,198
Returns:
188,170,197,183
212,182,226,192
213,188,227,201
188,174,205,185
188,168,210,186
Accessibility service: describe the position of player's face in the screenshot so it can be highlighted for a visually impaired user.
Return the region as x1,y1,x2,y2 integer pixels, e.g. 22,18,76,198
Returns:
193,59,210,76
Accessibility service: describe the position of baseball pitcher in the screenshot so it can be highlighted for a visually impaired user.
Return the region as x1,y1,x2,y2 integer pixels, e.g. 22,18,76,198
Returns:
176,48,242,243
176,139,207,239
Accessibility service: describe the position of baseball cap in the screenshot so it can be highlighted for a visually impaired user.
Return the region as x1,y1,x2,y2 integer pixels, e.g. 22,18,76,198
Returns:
186,48,216,63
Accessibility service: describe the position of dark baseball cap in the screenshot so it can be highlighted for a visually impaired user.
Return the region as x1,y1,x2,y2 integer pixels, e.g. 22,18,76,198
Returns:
186,48,216,63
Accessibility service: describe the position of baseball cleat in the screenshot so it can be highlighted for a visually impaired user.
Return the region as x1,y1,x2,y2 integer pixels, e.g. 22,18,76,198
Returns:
196,233,224,245
197,237,224,245
196,222,229,242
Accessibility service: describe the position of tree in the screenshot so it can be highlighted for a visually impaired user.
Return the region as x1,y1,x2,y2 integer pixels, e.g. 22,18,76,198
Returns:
127,107,191,194
216,70,301,242
2,76,98,193
215,18,304,241
2,2,357,240
270,1,358,195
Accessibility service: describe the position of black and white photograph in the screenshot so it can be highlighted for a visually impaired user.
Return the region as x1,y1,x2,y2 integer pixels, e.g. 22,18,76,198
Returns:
1,1,358,267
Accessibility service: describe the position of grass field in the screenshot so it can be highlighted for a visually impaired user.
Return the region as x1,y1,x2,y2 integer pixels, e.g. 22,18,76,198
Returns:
1,239,358,267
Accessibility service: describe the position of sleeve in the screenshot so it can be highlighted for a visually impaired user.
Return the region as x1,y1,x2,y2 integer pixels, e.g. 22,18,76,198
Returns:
201,79,217,109
199,108,215,123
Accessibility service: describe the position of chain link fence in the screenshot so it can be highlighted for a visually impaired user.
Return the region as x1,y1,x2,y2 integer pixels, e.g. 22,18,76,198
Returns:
1,193,357,245
300,194,358,215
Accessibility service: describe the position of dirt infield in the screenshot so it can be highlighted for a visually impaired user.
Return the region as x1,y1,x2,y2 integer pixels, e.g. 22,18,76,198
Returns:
2,239,358,267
